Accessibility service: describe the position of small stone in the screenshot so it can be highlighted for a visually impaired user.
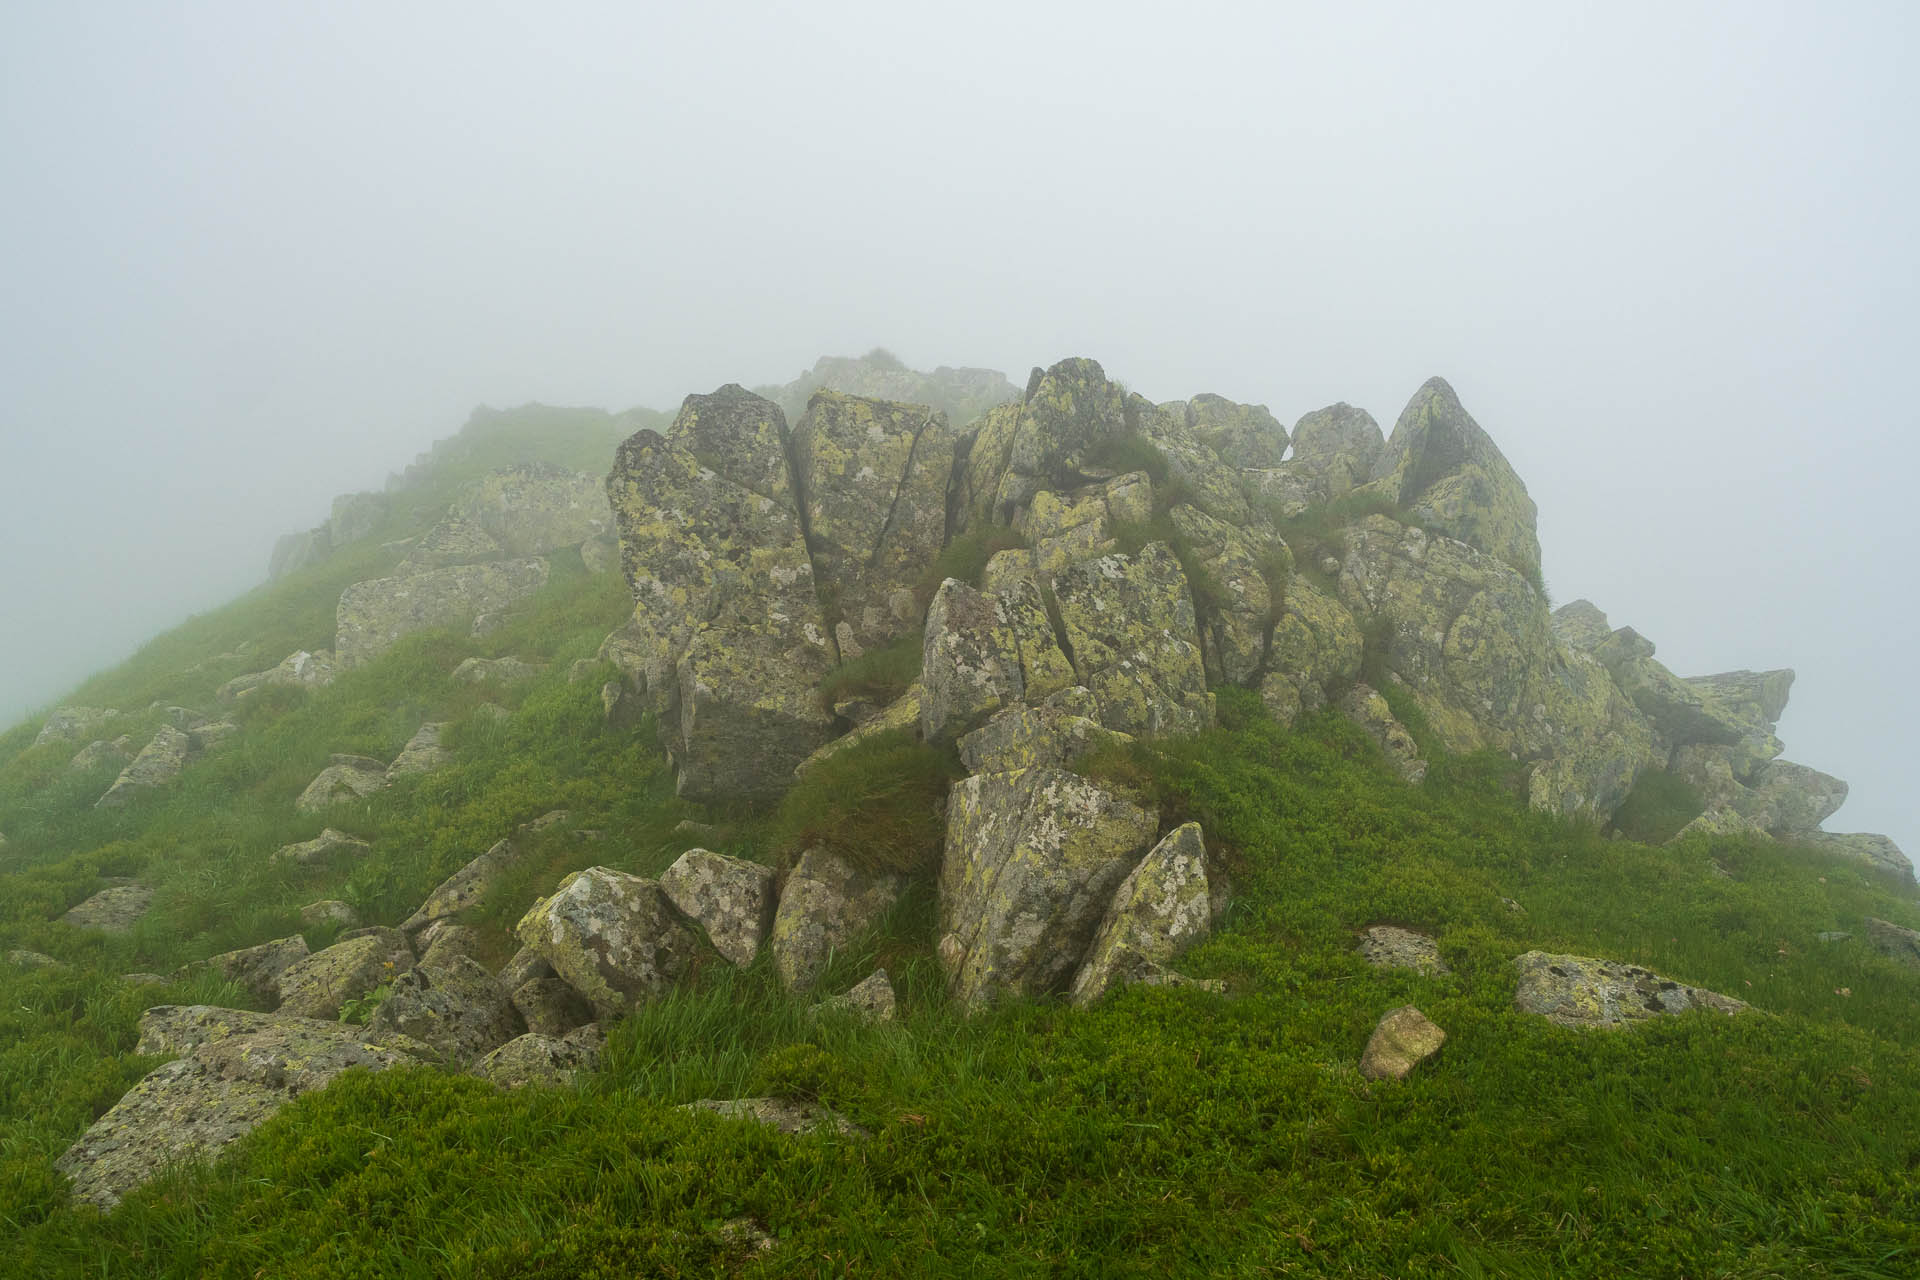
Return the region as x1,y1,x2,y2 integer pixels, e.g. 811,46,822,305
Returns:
1359,1005,1447,1081
1359,925,1449,975
814,969,897,1024
453,656,546,685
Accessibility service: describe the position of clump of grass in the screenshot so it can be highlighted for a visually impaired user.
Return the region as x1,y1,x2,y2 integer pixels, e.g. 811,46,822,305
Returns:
818,631,923,712
913,526,1028,606
770,730,960,878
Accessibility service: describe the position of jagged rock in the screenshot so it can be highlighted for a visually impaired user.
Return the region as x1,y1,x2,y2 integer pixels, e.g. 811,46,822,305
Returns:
579,535,619,575
269,525,331,579
1070,823,1212,1006
367,956,521,1066
61,884,152,933
1359,926,1449,975
511,977,596,1037
57,1012,433,1208
7,949,64,970
1590,628,1756,749
395,513,505,573
402,836,540,933
956,700,1132,774
1340,517,1655,820
450,463,612,556
300,899,358,929
95,726,193,808
1340,684,1427,783
770,847,907,994
497,945,556,991
514,867,701,1016
272,827,372,866
1360,1006,1447,1081
658,848,776,968
218,649,339,702
330,492,388,546
790,390,955,653
69,737,132,772
961,357,1129,524
1126,394,1251,523
1261,575,1366,718
387,722,452,777
796,683,924,776
680,1097,863,1138
1182,394,1288,469
1166,503,1283,686
920,578,1074,742
608,390,836,801
1738,760,1848,836
418,924,485,969
293,755,391,814
1513,951,1748,1028
1864,917,1920,969
1683,669,1795,731
1364,377,1541,583
940,767,1158,1009
1052,543,1213,736
472,1025,604,1089
1020,473,1153,583
814,969,897,1023
275,927,416,1020
1550,600,1613,653
452,656,545,685
185,935,310,1004
335,558,550,668
1797,832,1914,883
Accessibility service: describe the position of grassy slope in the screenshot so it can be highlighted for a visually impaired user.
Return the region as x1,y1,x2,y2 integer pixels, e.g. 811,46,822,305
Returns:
0,437,1917,1274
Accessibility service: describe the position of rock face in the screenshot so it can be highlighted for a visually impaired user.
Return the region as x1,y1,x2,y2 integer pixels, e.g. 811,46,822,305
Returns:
56,1011,433,1208
657,849,776,968
1360,1006,1447,1081
1070,822,1213,1006
920,577,1074,742
450,463,611,556
769,847,907,994
515,868,701,1016
96,726,193,808
335,558,550,668
1550,600,1613,653
1182,394,1288,470
60,884,153,933
956,700,1131,774
367,956,522,1066
1513,951,1748,1028
1052,544,1213,736
293,755,391,813
939,767,1158,1009
275,928,416,1020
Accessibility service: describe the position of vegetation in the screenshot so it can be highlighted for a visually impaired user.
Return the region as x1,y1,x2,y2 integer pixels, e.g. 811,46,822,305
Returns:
817,631,924,713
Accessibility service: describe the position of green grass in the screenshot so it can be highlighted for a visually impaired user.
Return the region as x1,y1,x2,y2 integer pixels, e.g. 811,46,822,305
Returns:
817,631,924,712
1612,768,1709,845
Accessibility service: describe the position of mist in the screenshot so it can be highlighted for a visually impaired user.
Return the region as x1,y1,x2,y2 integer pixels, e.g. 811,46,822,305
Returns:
2,2,1914,851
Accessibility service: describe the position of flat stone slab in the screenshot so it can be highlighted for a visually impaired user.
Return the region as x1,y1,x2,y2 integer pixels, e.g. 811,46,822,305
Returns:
1514,951,1748,1028
60,884,153,933
679,1097,865,1138
1359,925,1449,975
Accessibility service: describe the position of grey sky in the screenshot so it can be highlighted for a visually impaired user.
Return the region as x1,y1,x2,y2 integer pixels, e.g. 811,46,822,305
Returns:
2,3,1914,850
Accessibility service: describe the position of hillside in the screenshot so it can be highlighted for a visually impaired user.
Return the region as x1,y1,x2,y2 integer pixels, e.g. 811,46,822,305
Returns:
2,353,1918,1278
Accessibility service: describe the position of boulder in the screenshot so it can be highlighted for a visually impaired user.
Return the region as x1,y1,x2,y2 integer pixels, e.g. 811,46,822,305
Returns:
956,701,1132,774
919,578,1074,743
1670,805,1772,842
1128,394,1251,523
190,720,240,750
769,847,908,994
218,649,338,702
514,868,702,1016
418,923,486,969
1863,917,1920,969
367,956,522,1066
472,1025,605,1089
275,927,416,1020
789,390,955,654
1359,926,1449,975
394,513,505,574
69,737,132,772
36,706,122,748
1363,376,1541,583
1738,760,1848,836
452,656,546,685
1260,575,1365,717
402,836,540,932
1020,473,1153,584
386,722,452,777
1339,684,1427,784
1070,822,1213,1006
814,969,897,1024
450,463,612,556
1796,832,1913,883
7,949,65,970
1359,1006,1447,1081
1287,402,1384,495
511,977,596,1037
186,935,310,1004
1513,951,1748,1028
1549,600,1613,654
335,558,550,668
657,848,776,968
272,827,372,867
497,945,556,991
962,357,1130,525
1182,393,1288,469
95,726,193,808
1590,628,1753,749
1052,543,1213,736
57,1012,433,1208
60,884,152,933
293,755,391,814
1682,669,1795,732
940,767,1158,1009
680,1097,863,1139
330,491,388,546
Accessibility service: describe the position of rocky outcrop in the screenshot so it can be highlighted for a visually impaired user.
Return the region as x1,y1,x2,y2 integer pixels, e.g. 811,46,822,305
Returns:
769,847,907,994
335,558,549,668
330,492,388,546
1739,760,1847,836
762,351,1020,430
955,699,1131,774
95,726,193,808
269,526,331,580
57,1009,434,1208
938,767,1158,1009
1796,832,1913,883
1069,823,1213,1006
1180,394,1288,470
658,849,776,968
450,463,611,557
1360,1006,1446,1081
514,868,702,1017
293,755,391,813
396,513,505,573
1550,600,1613,654
1019,474,1153,584
1513,951,1748,1028
919,577,1075,742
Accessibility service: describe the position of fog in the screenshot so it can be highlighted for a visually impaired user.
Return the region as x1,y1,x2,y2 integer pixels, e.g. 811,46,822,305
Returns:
2,3,1913,850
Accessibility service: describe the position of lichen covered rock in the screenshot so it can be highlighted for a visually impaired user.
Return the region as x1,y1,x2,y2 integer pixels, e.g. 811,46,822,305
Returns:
402,836,538,933
769,847,907,994
1359,926,1449,975
472,1026,604,1089
514,867,701,1016
1513,951,1748,1028
275,928,416,1020
1070,822,1213,1006
36,706,123,748
658,848,776,968
218,649,338,702
955,700,1132,774
1340,684,1427,783
96,726,193,809
450,463,612,556
920,577,1073,742
335,558,550,668
1360,1005,1447,1081
367,955,522,1066
1052,543,1213,736
293,755,391,814
60,883,153,933
187,935,310,1004
272,827,371,867
387,722,452,777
